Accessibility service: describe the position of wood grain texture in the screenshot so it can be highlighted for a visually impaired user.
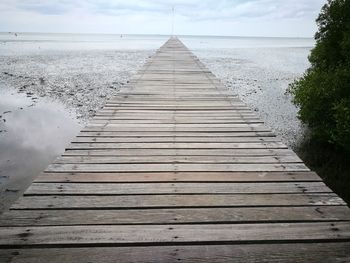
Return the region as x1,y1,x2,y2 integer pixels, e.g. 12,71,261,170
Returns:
24,182,330,195
66,142,288,149
34,171,321,183
11,194,345,209
1,206,349,226
0,222,349,246
1,243,350,263
53,155,302,164
45,163,309,172
62,148,296,156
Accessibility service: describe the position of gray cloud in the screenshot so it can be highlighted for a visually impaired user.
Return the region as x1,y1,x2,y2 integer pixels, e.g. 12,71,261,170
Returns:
0,0,327,36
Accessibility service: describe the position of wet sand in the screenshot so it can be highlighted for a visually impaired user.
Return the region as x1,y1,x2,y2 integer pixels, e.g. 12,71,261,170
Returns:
0,49,153,123
185,46,312,149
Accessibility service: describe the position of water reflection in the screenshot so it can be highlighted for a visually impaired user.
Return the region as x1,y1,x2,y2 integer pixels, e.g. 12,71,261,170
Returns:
0,87,81,212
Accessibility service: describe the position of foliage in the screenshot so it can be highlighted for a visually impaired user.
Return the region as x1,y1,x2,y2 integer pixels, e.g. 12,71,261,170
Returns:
289,0,350,151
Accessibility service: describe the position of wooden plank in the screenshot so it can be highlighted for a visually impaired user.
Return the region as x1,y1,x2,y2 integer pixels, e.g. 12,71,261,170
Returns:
34,171,322,183
1,243,349,263
103,103,246,107
71,136,279,143
77,131,276,137
95,110,256,115
86,123,264,128
1,206,349,226
81,127,273,132
0,222,349,246
93,114,259,118
62,148,296,156
11,194,345,209
24,182,330,195
53,155,302,164
66,142,288,149
92,117,261,120
90,120,264,124
99,107,252,111
45,163,309,172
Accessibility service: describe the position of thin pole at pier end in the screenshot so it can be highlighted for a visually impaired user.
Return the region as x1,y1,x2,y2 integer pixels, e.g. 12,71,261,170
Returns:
171,6,175,37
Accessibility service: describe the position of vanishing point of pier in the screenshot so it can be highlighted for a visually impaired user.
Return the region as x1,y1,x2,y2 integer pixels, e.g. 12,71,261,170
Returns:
0,38,349,262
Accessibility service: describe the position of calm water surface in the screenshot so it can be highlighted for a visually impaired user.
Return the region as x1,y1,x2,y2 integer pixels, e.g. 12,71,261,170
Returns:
0,87,80,211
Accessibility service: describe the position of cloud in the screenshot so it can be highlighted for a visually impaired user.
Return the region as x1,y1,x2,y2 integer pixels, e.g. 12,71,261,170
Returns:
17,3,68,15
0,0,327,37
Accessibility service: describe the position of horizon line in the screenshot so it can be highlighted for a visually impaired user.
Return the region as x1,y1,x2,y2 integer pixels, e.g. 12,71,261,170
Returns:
0,31,314,39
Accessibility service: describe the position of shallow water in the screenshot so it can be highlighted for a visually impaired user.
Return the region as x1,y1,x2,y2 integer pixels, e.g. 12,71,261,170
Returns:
0,87,81,211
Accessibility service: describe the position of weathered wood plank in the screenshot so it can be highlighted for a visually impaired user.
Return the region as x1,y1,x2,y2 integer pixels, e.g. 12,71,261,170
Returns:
71,136,279,143
1,206,349,226
53,155,302,164
92,114,258,118
45,163,309,172
62,148,295,156
95,111,257,116
86,123,264,128
90,120,264,124
24,182,329,195
81,127,273,132
34,171,322,183
77,131,276,137
67,142,288,149
0,222,349,246
12,194,345,210
1,243,349,263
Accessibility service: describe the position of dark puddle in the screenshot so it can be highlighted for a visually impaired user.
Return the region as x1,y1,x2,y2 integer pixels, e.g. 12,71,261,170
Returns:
0,87,81,212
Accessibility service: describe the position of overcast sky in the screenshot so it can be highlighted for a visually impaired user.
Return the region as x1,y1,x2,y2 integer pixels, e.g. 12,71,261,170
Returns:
0,0,326,37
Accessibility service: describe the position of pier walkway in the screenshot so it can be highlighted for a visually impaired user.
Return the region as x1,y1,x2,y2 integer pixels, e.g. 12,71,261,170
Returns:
0,37,349,262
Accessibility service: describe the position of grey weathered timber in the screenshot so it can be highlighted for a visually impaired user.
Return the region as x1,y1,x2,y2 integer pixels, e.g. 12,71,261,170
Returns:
0,37,349,262
1,243,350,263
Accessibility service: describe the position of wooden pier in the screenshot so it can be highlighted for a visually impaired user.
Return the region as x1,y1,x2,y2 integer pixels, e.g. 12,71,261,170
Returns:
0,37,349,262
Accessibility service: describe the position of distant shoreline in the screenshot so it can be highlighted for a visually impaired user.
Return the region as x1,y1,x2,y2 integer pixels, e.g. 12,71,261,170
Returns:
0,31,314,40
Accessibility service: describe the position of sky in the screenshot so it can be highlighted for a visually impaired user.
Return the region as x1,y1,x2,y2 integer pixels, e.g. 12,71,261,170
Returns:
0,0,327,37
